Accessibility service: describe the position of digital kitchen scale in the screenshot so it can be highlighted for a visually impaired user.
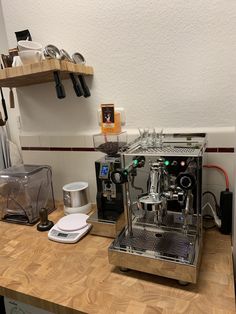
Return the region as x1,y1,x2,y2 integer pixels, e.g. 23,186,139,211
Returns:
48,213,91,243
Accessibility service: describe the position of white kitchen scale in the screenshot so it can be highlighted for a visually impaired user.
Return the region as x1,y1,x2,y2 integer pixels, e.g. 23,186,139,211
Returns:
48,213,91,243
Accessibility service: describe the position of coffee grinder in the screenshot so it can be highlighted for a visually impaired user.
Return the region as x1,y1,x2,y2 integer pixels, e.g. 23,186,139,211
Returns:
87,132,127,237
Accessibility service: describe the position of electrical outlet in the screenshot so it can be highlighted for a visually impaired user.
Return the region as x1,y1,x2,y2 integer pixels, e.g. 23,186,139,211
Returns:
97,107,126,126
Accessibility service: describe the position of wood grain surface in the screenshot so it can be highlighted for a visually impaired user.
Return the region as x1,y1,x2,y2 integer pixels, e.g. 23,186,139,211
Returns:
0,60,93,88
0,206,234,314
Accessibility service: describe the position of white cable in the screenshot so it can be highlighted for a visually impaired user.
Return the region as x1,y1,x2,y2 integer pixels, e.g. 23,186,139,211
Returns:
202,202,221,228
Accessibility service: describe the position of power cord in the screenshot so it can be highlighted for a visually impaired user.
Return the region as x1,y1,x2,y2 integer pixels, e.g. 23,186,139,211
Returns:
202,202,221,229
203,164,232,234
203,191,221,217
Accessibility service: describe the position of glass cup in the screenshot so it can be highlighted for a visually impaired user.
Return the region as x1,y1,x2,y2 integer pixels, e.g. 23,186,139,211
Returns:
138,128,149,149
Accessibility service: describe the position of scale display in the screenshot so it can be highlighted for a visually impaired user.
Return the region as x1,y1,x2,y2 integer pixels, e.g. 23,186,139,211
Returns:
57,232,68,237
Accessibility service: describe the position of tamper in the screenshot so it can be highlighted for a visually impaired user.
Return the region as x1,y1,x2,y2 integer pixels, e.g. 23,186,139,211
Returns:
37,208,54,231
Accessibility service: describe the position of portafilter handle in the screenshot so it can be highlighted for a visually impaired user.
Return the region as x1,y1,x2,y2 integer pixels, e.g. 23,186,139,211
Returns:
53,71,66,99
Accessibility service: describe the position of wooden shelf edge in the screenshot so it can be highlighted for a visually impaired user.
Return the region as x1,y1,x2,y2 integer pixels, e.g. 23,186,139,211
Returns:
0,59,94,88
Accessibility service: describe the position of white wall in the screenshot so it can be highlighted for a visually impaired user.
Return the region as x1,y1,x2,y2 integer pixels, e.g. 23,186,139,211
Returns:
0,0,236,273
1,0,236,138
0,1,21,145
0,1,235,201
0,1,8,53
0,0,235,206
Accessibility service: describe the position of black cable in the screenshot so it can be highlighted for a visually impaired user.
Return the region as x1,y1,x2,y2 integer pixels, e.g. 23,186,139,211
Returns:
203,191,221,217
203,224,217,230
203,214,214,220
203,191,217,204
202,214,216,230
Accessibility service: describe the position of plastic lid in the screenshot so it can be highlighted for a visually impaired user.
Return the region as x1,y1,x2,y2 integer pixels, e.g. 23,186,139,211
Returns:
0,164,50,176
57,213,89,231
63,181,88,192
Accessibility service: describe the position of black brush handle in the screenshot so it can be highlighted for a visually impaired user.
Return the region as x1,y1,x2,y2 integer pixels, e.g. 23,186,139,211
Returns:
69,73,83,97
78,75,91,98
53,71,66,99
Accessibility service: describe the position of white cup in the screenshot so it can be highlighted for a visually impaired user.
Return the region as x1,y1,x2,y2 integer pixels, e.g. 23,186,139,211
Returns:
18,50,42,65
12,56,23,67
18,40,42,52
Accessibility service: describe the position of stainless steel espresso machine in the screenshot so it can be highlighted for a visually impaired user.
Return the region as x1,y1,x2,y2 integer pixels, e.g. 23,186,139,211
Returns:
108,132,206,283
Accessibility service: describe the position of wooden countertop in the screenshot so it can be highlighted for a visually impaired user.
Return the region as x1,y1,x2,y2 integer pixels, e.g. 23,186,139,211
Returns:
0,207,235,314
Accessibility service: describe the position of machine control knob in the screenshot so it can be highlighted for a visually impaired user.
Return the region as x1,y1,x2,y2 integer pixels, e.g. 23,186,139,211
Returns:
176,172,196,190
110,169,128,184
180,176,191,189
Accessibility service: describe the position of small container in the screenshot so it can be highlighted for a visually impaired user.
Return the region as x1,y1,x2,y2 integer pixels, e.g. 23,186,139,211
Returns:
63,181,91,215
93,132,127,156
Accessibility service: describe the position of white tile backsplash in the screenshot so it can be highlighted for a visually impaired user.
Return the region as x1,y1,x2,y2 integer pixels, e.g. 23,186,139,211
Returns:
19,126,236,148
207,131,235,147
205,153,235,192
21,127,236,206
20,135,41,147
22,150,103,202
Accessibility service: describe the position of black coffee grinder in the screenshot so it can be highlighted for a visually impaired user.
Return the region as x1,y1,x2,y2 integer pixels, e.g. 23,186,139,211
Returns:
93,132,127,221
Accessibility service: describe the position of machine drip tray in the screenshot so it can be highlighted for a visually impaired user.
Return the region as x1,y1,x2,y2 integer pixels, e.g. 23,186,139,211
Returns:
114,227,196,264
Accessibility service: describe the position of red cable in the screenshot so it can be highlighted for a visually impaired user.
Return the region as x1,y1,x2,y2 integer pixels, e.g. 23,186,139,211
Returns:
203,164,229,190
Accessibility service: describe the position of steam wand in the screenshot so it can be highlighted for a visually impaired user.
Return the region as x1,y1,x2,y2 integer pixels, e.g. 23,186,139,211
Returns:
111,156,146,236
182,190,193,234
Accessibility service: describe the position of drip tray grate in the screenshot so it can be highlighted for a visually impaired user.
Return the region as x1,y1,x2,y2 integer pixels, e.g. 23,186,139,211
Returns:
117,228,195,264
156,232,192,260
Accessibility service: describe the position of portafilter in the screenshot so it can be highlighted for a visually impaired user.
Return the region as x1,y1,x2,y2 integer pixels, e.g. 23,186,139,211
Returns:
72,52,91,98
60,49,83,97
44,44,65,99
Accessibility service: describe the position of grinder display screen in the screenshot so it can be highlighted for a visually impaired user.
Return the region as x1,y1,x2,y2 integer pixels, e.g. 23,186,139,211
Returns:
100,164,109,178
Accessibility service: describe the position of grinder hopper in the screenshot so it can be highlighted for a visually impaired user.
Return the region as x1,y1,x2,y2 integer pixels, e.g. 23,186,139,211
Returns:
93,132,127,156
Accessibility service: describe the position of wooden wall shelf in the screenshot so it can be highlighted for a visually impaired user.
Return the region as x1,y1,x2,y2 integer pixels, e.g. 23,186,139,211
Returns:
0,59,94,88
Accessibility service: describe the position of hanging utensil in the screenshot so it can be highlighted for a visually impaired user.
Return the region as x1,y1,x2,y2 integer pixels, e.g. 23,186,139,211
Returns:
0,65,8,125
0,87,8,126
72,52,91,98
60,49,83,97
43,45,66,99
0,61,15,109
9,88,15,108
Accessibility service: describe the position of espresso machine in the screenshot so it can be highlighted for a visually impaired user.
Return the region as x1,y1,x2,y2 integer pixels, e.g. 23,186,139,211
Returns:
108,132,206,283
87,132,127,237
